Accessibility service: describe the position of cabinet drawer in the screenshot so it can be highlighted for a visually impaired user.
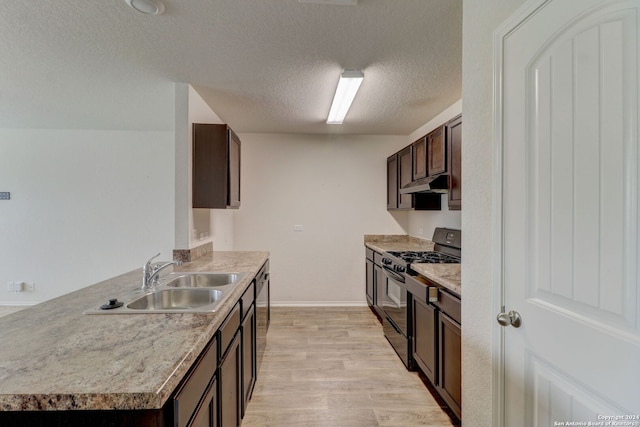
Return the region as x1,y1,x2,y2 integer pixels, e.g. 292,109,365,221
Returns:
435,289,461,324
240,282,255,320
373,251,385,266
259,260,269,278
366,247,374,261
173,337,218,427
405,273,432,304
220,303,241,358
254,260,269,287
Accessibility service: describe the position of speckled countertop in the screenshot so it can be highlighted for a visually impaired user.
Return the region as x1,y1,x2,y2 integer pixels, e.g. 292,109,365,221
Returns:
364,234,435,253
0,251,269,412
364,235,461,296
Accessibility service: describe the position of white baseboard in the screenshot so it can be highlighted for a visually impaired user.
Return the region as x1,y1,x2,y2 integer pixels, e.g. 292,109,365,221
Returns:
0,301,39,307
271,301,369,307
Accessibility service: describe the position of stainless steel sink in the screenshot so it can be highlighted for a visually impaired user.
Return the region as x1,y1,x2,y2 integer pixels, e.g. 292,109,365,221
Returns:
163,272,245,288
127,288,224,311
84,272,247,315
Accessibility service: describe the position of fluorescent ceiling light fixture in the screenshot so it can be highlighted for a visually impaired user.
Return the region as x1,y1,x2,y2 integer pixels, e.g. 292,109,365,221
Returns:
326,70,364,124
125,0,165,15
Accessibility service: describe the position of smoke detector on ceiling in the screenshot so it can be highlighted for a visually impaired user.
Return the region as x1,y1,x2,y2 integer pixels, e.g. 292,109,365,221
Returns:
298,0,358,5
125,0,165,15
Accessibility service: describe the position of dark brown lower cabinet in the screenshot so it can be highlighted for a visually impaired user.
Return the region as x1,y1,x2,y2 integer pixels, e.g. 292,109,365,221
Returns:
407,274,461,422
173,336,218,427
241,304,256,417
0,265,271,427
374,263,386,319
218,303,242,427
219,333,241,427
412,297,437,383
190,378,218,427
438,312,462,419
365,248,375,308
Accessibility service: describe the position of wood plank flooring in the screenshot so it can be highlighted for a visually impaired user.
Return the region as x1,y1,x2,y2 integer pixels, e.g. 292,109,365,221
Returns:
0,306,26,318
242,307,459,427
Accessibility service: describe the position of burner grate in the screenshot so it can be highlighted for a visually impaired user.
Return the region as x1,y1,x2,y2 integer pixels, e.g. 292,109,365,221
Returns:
387,251,460,264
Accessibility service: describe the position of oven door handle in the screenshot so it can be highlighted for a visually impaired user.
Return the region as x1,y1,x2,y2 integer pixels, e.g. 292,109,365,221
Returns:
382,266,405,283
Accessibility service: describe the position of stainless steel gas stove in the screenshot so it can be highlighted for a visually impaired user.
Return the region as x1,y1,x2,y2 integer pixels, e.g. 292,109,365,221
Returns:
379,227,461,369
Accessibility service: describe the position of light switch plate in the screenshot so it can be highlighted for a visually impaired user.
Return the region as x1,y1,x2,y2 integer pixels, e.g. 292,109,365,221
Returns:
0,192,10,200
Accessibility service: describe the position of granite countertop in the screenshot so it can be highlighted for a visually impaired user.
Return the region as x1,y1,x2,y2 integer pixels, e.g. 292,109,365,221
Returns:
364,234,435,253
410,263,461,295
0,251,269,412
364,235,461,296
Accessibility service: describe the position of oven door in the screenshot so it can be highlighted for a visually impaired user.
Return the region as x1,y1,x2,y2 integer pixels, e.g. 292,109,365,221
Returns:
381,267,408,336
381,266,412,368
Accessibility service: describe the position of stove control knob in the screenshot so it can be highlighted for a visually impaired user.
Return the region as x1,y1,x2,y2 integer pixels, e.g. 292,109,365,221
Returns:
382,258,392,265
395,265,406,273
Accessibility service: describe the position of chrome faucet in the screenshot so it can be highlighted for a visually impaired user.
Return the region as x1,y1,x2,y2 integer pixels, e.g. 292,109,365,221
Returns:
142,253,182,291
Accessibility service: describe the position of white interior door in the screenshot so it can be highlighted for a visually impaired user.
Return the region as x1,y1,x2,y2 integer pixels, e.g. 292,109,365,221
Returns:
496,0,640,424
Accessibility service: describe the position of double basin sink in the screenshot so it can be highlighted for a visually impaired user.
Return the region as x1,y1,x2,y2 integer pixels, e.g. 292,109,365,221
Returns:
84,272,246,314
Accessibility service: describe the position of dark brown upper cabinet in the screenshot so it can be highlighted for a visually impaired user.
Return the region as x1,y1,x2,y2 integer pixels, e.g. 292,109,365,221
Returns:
193,123,241,209
427,125,447,177
386,154,399,210
446,115,462,210
412,136,427,181
387,144,441,212
398,146,413,209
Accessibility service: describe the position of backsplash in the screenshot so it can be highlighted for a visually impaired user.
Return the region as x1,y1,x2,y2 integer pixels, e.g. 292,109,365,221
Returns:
173,241,214,263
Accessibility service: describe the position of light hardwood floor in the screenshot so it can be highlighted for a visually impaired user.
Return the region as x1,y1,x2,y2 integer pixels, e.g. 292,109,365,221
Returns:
242,307,459,427
0,306,26,318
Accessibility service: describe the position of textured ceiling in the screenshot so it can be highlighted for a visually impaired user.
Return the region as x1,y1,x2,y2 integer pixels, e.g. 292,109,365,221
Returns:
0,0,462,134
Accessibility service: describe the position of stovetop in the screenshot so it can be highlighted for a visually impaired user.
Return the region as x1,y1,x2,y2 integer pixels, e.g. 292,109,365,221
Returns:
387,250,461,264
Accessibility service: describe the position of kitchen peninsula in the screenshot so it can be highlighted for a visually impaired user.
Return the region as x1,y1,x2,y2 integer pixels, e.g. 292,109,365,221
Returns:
0,251,269,426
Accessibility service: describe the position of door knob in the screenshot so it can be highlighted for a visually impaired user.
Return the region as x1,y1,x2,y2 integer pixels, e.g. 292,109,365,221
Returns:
497,310,522,328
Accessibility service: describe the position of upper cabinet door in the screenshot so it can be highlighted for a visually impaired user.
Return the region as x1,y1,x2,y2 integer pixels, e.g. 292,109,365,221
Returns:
398,146,413,209
193,123,241,209
412,136,427,181
228,129,241,208
427,125,447,176
386,154,399,210
447,115,462,210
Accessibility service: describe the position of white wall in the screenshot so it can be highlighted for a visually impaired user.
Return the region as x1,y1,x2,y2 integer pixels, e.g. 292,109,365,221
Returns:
406,100,463,239
407,203,462,239
234,133,409,305
174,83,235,251
461,0,527,424
0,129,174,305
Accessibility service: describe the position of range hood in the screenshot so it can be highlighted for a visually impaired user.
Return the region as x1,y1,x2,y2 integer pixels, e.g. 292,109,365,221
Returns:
399,174,449,194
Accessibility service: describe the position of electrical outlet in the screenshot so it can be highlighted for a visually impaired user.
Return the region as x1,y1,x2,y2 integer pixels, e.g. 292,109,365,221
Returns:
25,282,35,292
418,227,424,235
0,192,10,200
